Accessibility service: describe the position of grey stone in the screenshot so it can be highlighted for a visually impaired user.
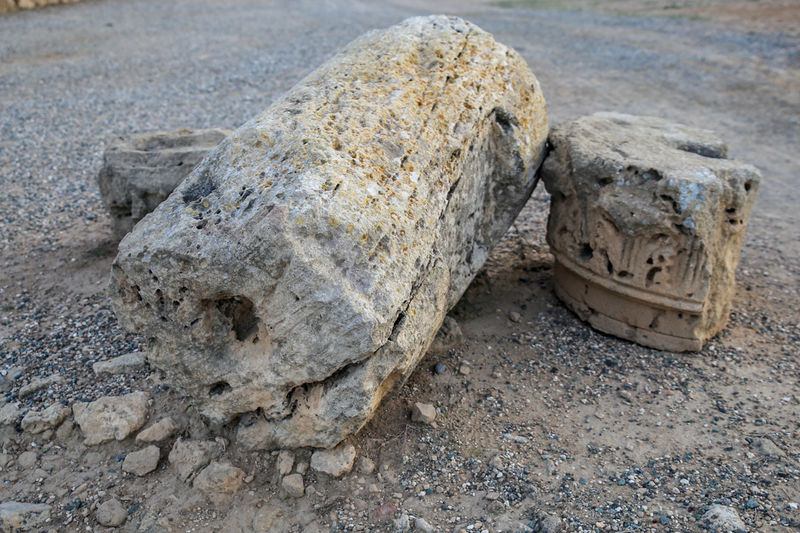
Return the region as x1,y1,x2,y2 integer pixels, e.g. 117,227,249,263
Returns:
17,451,37,469
20,403,71,434
394,513,410,532
414,517,434,533
356,456,375,475
98,128,231,240
542,112,760,352
531,511,562,533
96,498,127,527
310,443,356,478
281,473,305,498
136,417,178,443
0,502,51,531
18,374,62,398
0,403,21,426
92,351,147,376
110,15,547,450
276,450,294,476
122,445,160,476
427,316,465,354
411,403,436,424
168,438,223,482
72,391,149,445
193,461,245,504
701,504,747,532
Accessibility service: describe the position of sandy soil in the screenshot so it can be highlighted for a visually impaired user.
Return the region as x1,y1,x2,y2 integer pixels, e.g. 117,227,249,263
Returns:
0,0,798,531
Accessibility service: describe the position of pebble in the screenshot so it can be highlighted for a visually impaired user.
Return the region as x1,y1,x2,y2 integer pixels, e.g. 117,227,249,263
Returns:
415,517,435,533
356,456,375,474
122,445,160,476
701,504,747,532
434,362,447,375
282,473,305,498
96,498,127,527
411,402,437,424
17,450,38,469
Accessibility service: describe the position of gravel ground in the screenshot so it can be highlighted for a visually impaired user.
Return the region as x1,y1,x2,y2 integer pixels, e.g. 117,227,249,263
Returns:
0,0,798,531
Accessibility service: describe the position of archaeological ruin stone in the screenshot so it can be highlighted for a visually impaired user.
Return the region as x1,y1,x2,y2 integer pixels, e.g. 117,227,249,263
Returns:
97,128,231,240
541,113,760,352
110,15,548,449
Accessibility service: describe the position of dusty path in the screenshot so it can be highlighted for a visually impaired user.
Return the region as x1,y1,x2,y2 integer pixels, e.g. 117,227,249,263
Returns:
0,1,798,531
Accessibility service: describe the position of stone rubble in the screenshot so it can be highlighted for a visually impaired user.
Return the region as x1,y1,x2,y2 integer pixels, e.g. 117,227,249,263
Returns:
122,445,161,476
310,443,357,478
136,417,178,443
72,391,149,445
92,351,147,376
95,498,128,527
19,403,70,434
168,438,224,482
192,461,246,505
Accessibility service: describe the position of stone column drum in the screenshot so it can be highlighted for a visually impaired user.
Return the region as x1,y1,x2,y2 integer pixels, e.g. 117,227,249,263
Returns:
542,113,760,351
110,16,548,449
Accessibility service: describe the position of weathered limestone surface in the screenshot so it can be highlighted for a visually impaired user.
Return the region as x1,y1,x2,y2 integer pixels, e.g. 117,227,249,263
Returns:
110,15,548,449
97,128,231,240
542,113,760,351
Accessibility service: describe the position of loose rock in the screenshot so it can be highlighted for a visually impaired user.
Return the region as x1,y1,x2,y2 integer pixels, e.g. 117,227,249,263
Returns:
168,439,223,482
92,351,147,376
276,450,294,476
356,456,375,475
0,502,51,531
72,391,149,445
310,443,356,477
414,517,435,533
282,473,305,498
17,451,37,469
110,15,547,450
411,403,437,424
18,374,62,398
97,128,231,240
122,445,160,476
20,403,70,434
193,461,245,504
136,417,178,443
96,498,127,527
0,403,21,426
701,504,747,532
541,112,760,351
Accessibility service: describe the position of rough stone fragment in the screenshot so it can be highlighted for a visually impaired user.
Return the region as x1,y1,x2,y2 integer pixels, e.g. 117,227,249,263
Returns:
276,450,294,476
72,391,149,445
98,128,231,240
193,461,245,504
20,403,70,434
168,439,223,482
96,498,127,527
0,502,51,531
411,403,437,424
17,451,37,469
18,374,62,398
0,403,21,426
136,417,178,443
122,445,160,476
541,113,760,351
310,443,356,477
281,473,305,498
427,316,465,354
701,504,747,532
92,351,147,376
110,15,547,450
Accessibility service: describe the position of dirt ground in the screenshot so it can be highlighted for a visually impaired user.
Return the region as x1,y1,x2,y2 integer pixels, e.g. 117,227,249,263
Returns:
0,0,798,532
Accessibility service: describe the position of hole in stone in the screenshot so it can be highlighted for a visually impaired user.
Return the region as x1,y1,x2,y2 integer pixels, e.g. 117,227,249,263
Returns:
252,336,259,344
726,207,736,214
676,142,725,159
598,177,613,186
579,243,594,261
744,181,752,192
215,296,259,342
209,381,231,397
646,267,662,288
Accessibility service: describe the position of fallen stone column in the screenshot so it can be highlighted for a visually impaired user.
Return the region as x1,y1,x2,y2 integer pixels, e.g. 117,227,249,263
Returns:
110,15,548,449
541,112,760,351
97,128,231,240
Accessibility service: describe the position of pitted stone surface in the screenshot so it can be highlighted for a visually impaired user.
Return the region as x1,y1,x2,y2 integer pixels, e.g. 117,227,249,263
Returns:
541,113,760,351
110,15,547,449
97,128,231,240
